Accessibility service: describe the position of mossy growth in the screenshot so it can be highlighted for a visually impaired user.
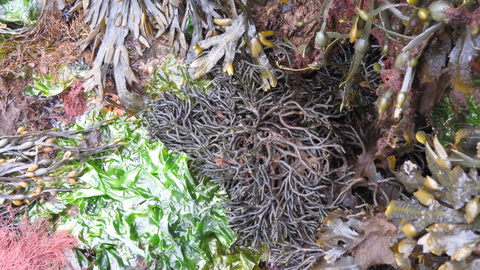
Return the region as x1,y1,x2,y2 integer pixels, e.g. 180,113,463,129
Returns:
431,90,480,146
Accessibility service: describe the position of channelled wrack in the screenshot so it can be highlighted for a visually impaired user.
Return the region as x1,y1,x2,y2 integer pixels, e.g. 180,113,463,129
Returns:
142,62,356,246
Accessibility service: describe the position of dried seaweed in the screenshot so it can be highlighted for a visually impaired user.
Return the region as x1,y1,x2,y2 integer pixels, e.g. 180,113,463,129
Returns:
349,214,397,269
316,213,359,263
309,212,397,269
0,6,87,77
418,224,480,260
271,243,326,270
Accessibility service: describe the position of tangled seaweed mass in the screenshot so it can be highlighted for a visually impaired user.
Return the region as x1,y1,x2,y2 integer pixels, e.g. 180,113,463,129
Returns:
142,60,363,247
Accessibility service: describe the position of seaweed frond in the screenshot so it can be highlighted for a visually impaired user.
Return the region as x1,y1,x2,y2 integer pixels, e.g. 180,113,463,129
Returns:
387,129,480,266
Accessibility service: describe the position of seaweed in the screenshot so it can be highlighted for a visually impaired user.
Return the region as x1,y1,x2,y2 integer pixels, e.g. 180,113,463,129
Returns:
190,11,248,78
0,115,126,209
448,27,480,94
188,0,277,90
141,57,364,269
74,0,279,113
431,93,480,146
74,0,178,112
0,5,86,78
386,130,480,268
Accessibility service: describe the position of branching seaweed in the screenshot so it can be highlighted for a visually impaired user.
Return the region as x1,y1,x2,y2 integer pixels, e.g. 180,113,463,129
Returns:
0,6,87,78
142,60,358,251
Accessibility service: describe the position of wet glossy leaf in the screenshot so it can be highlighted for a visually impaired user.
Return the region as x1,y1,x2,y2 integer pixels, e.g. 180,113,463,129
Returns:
199,238,261,270
388,127,480,265
317,213,359,263
386,200,465,233
448,29,480,93
418,224,480,259
0,0,39,26
439,258,480,270
312,256,361,270
55,110,245,269
392,160,424,192
23,64,86,97
445,165,480,209
418,38,451,83
425,140,452,189
422,136,480,209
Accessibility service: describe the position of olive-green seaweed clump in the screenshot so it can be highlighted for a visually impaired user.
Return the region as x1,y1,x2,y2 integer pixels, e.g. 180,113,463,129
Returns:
387,130,480,269
0,117,125,210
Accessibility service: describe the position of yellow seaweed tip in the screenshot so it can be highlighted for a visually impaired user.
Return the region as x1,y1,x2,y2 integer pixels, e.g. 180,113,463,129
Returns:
396,92,407,108
193,44,203,54
11,199,23,206
401,223,417,238
251,37,264,58
415,131,426,144
424,175,440,191
259,30,275,38
223,64,234,76
385,203,393,218
258,31,275,48
414,187,435,206
387,156,396,171
349,17,360,43
465,198,480,224
213,18,232,26
259,36,274,48
378,97,390,113
17,126,26,134
27,164,38,172
357,8,374,21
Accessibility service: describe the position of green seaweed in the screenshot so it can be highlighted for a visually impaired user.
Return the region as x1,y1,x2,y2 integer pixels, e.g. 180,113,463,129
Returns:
26,109,260,270
431,92,480,146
